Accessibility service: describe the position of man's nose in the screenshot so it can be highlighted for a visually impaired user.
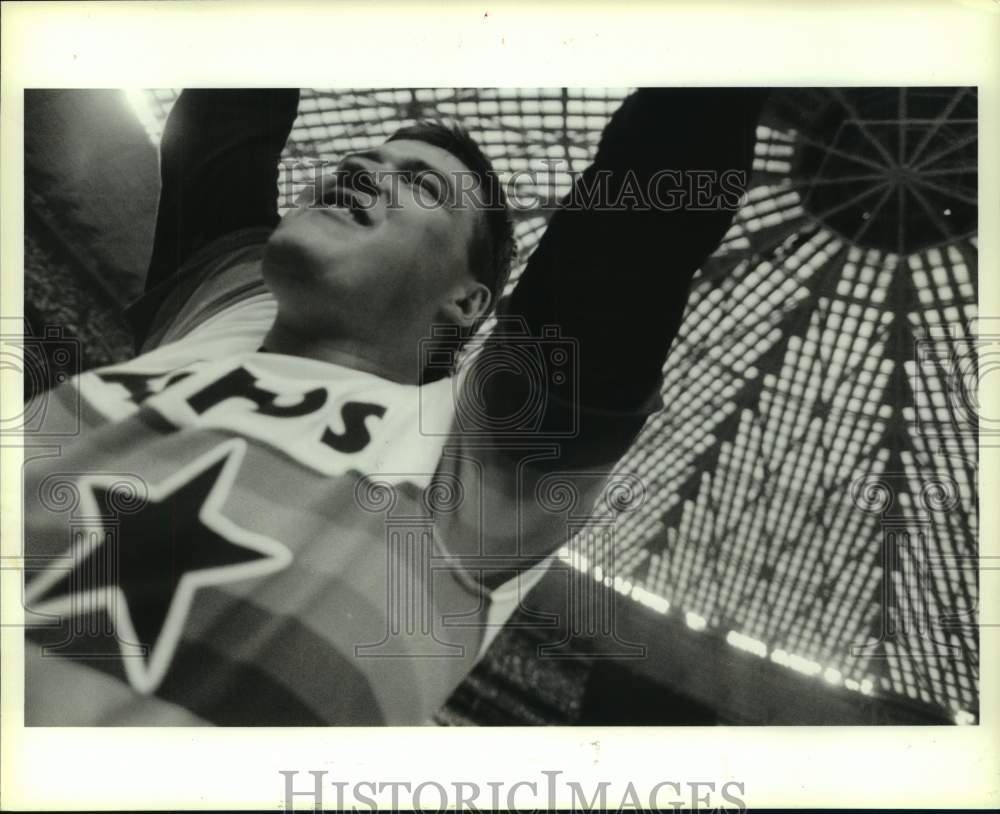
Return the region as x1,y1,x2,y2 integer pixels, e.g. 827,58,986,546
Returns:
338,157,375,189
338,157,396,204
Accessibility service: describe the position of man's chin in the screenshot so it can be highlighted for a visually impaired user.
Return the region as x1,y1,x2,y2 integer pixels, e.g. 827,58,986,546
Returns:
262,217,335,284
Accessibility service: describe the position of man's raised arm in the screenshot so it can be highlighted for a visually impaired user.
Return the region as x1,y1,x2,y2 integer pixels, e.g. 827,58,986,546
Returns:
499,87,765,457
127,89,299,344
437,88,765,582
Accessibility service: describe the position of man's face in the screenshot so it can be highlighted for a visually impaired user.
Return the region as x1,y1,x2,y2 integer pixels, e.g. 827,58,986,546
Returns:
262,139,482,354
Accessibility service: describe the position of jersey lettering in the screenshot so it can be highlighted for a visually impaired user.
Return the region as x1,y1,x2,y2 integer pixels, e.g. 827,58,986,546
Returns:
97,370,195,405
320,402,387,454
187,365,327,417
84,357,446,482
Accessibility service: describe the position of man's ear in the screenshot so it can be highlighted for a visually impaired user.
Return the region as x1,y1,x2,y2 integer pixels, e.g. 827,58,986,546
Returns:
441,280,491,328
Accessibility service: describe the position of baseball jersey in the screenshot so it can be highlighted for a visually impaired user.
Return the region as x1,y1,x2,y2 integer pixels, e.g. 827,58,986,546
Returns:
23,232,525,726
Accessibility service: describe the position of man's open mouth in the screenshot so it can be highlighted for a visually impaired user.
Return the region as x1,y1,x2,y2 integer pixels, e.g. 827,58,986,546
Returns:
319,182,373,226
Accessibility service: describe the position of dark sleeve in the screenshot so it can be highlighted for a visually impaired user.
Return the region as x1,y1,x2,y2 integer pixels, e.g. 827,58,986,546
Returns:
486,87,766,465
145,88,300,291
125,90,299,345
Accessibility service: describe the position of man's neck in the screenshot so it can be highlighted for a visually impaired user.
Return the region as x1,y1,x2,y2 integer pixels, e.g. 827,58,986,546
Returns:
261,319,420,385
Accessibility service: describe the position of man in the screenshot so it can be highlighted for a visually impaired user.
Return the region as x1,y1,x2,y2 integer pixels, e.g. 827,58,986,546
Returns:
23,87,763,725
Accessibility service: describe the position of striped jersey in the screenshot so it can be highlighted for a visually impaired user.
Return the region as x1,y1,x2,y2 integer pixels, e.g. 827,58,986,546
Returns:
22,233,530,726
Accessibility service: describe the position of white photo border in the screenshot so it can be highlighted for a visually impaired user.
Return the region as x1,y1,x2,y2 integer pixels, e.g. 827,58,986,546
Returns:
2,0,998,809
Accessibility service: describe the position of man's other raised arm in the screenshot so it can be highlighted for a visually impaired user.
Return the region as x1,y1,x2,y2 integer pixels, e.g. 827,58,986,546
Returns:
497,87,766,461
128,90,299,342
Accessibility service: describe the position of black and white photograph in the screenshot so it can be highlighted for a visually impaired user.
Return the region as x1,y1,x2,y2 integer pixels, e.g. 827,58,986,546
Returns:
1,2,997,811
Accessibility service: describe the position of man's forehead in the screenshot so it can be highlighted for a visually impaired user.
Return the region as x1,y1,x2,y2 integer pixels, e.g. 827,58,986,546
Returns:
380,138,473,177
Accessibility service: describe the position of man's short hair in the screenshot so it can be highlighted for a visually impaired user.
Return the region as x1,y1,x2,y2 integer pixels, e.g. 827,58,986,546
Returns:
387,120,516,333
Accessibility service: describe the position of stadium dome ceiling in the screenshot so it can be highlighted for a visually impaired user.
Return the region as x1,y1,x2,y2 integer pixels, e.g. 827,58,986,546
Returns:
129,87,979,723
787,88,976,254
